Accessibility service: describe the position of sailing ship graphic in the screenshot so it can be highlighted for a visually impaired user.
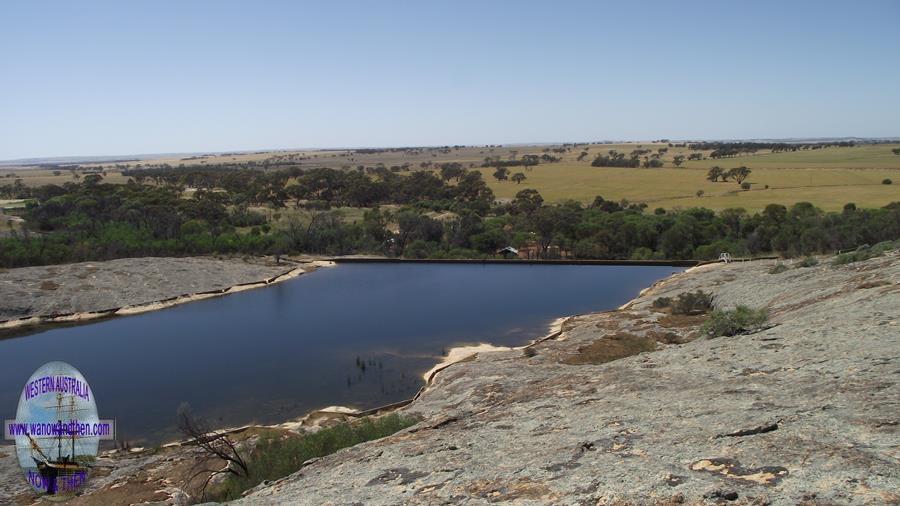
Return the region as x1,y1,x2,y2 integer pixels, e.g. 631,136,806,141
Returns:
24,392,91,495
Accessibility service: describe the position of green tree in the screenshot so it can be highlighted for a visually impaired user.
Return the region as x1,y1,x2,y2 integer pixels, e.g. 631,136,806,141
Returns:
439,163,464,182
706,166,724,182
512,188,543,215
728,166,752,184
521,154,540,171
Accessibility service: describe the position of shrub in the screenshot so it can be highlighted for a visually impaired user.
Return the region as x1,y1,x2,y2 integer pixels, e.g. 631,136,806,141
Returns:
883,178,893,185
694,240,749,261
213,413,417,501
796,256,818,268
832,242,894,265
871,239,900,254
741,182,751,190
228,207,268,227
652,296,672,309
769,263,789,274
832,244,882,265
630,247,660,260
671,290,714,315
700,306,768,337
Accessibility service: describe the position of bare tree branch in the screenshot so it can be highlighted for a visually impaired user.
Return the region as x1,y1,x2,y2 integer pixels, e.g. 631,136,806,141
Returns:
177,402,249,499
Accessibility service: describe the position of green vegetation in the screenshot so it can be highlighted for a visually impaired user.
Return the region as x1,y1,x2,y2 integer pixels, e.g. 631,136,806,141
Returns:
1,161,899,267
671,290,714,315
768,263,789,274
651,296,672,309
706,166,751,184
591,150,642,168
653,290,714,315
701,306,769,338
833,240,899,265
213,414,417,501
796,256,819,268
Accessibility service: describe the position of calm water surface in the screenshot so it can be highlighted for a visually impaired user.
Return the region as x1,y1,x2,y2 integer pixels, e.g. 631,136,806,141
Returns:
0,263,681,443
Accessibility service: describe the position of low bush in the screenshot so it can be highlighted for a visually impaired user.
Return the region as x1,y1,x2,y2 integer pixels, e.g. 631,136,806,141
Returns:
700,306,768,337
671,290,714,315
213,413,418,501
831,243,892,265
769,263,789,274
796,256,819,268
883,178,892,185
871,239,900,255
651,291,713,313
652,296,672,309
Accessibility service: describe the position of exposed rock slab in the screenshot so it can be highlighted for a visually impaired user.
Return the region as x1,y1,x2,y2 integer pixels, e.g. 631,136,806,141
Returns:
0,256,299,324
240,253,900,505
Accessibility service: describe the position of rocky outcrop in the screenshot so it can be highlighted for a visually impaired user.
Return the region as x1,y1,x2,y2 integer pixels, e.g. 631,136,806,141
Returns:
240,253,899,505
0,257,328,331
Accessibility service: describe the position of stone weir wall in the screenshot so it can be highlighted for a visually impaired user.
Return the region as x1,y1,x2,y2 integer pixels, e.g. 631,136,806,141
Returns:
241,252,899,505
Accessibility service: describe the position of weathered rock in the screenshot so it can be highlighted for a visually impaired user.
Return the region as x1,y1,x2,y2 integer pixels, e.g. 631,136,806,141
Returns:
0,256,308,325
238,252,900,505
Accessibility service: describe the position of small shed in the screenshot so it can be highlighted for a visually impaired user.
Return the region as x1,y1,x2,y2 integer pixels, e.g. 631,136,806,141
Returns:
496,246,519,259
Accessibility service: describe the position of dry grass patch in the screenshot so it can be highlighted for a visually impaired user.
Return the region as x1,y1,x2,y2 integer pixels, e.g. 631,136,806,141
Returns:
39,280,60,290
644,329,690,345
657,313,707,329
856,280,892,289
562,332,657,365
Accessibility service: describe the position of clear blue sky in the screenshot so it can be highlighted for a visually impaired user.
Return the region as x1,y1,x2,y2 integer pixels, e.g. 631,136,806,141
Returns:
1,1,898,160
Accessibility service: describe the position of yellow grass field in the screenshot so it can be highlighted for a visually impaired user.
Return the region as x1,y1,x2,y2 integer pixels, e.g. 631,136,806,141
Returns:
475,164,899,212
0,169,131,187
466,143,900,212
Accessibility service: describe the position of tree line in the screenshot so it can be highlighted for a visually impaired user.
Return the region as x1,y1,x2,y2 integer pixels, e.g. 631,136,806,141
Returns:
689,141,859,158
1,166,898,268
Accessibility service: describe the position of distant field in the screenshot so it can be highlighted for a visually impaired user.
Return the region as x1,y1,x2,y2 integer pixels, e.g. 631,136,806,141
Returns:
475,164,899,212
472,143,900,211
674,143,900,170
2,142,898,212
0,169,131,187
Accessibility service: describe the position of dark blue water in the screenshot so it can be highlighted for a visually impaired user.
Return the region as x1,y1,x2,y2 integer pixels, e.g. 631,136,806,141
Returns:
0,263,680,444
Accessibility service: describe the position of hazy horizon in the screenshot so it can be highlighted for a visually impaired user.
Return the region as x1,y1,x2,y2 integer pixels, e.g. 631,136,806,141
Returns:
5,136,900,166
2,0,899,160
